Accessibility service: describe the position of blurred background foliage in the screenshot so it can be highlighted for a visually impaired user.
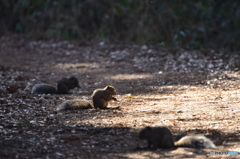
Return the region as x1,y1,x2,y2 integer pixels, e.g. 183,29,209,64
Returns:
1,0,240,50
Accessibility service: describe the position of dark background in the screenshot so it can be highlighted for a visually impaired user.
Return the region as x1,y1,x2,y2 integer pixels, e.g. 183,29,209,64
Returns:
1,0,240,51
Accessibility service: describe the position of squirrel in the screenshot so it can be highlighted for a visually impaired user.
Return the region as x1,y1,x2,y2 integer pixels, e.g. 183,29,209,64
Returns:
91,85,117,109
138,126,216,150
56,85,118,111
31,76,80,94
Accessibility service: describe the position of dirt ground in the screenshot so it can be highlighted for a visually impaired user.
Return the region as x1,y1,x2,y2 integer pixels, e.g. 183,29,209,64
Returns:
0,35,240,159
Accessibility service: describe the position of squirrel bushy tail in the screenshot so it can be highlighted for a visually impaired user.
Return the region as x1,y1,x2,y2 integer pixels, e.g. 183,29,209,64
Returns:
174,135,216,149
31,84,57,94
57,100,93,111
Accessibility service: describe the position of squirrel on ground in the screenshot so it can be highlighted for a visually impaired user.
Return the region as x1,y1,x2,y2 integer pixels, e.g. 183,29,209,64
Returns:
31,76,80,94
138,126,216,150
57,85,118,111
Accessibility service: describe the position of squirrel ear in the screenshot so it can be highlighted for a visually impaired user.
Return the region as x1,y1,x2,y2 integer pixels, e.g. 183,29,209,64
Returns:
70,76,79,82
69,76,76,79
145,126,152,130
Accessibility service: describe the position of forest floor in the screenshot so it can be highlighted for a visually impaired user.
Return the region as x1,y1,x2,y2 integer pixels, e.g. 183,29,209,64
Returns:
0,35,240,159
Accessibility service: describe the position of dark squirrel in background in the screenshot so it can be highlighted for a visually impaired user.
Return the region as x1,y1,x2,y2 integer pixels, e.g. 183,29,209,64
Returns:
31,76,80,94
138,126,216,150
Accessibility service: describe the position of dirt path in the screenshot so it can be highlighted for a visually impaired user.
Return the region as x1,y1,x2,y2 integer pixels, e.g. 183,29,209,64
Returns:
0,35,240,158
